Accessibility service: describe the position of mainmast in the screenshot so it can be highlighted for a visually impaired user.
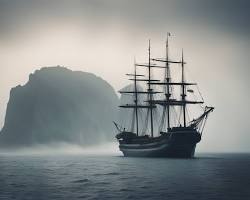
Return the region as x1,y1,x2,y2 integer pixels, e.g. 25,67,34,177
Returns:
166,33,171,130
181,49,186,127
151,44,204,128
148,40,154,137
134,63,139,136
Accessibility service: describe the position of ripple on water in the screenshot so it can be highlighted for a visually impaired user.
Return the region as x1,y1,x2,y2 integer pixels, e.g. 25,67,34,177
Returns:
104,172,120,176
77,194,92,199
95,181,109,185
72,178,90,183
92,172,120,176
119,176,133,180
119,188,134,192
140,185,150,189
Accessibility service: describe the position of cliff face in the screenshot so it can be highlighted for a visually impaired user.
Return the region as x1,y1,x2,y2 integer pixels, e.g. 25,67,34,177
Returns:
0,67,119,148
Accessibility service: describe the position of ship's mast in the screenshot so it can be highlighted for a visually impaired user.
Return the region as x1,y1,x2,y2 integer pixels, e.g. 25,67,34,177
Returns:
118,38,213,137
119,65,158,135
181,49,186,127
134,63,139,136
151,43,204,128
147,40,154,137
166,34,171,130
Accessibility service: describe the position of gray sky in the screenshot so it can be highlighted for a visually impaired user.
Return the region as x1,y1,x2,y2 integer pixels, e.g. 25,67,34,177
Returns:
0,0,249,152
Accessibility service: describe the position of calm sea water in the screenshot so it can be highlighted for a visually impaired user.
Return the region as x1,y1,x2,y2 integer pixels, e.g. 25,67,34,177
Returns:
0,153,249,200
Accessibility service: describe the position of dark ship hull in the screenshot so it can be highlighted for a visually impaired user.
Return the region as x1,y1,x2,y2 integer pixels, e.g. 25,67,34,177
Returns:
117,127,201,158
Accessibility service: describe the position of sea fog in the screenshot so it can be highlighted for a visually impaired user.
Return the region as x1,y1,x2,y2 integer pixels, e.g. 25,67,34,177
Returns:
0,142,121,156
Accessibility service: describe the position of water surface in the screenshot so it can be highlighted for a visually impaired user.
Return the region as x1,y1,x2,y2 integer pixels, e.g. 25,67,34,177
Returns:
0,153,249,200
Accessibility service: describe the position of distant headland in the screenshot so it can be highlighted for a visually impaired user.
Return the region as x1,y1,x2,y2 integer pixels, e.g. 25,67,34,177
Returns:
0,66,119,148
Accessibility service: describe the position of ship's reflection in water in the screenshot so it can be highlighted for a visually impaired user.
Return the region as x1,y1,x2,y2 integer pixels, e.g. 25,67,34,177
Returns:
0,151,249,200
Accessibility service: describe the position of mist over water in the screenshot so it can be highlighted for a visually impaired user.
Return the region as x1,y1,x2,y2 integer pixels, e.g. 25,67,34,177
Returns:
0,142,121,156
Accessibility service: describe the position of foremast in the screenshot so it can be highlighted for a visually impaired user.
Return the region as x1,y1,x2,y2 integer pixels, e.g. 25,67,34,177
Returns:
181,49,187,127
119,69,147,136
119,58,159,136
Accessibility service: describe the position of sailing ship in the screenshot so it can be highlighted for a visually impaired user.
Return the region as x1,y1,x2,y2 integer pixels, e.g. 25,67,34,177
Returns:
114,35,214,158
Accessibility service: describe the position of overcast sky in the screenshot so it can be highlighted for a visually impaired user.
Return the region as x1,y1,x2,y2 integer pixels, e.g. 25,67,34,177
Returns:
0,0,249,152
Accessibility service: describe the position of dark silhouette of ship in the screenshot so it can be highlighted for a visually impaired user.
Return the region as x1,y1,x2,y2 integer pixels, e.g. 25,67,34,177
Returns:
114,34,214,158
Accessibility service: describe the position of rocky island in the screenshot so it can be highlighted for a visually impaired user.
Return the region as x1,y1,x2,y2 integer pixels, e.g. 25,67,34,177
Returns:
0,67,119,148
